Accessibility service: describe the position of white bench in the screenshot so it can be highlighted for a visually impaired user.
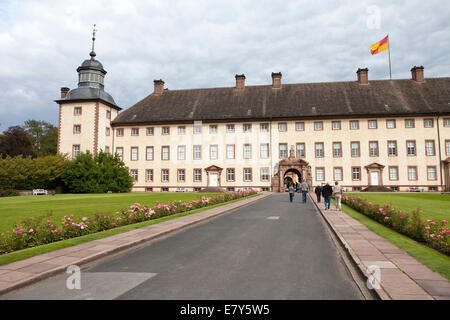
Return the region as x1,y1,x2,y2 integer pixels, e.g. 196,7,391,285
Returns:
33,189,48,195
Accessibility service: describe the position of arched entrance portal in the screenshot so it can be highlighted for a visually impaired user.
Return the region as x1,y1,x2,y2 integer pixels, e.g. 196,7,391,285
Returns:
283,168,302,190
272,148,311,192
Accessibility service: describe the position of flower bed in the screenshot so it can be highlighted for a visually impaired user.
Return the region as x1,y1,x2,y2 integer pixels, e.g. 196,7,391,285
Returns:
0,190,258,254
341,195,450,256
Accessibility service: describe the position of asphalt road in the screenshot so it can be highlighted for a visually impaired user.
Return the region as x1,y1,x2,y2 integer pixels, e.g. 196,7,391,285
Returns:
2,193,364,300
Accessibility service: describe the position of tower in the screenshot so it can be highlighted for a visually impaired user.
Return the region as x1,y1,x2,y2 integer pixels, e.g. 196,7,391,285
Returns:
55,25,121,158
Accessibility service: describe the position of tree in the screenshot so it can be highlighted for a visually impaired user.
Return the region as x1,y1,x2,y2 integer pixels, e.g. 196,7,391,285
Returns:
61,151,133,193
0,126,36,158
23,120,58,157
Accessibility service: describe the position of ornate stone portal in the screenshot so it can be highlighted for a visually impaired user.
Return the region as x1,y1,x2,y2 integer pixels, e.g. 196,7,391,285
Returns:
273,148,311,192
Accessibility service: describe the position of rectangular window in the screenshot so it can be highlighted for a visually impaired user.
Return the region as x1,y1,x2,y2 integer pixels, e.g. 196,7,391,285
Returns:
369,141,379,157
444,119,450,127
146,147,154,161
131,128,139,136
389,167,398,181
227,168,235,182
244,168,252,181
74,107,82,116
424,119,434,128
146,127,154,135
116,147,123,161
131,147,138,161
295,122,305,131
405,119,415,128
178,126,186,135
350,120,359,130
278,122,287,132
105,127,110,136
260,123,269,132
407,141,416,156
105,146,110,153
193,145,202,160
333,142,342,157
446,140,450,156
386,119,396,129
314,121,323,131
427,166,437,180
261,168,270,181
130,169,138,182
194,169,202,182
73,145,80,158
315,142,324,158
332,121,341,130
351,142,360,157
388,141,397,156
425,140,435,156
316,168,324,181
408,166,417,180
73,125,81,134
260,143,269,159
368,120,377,129
334,167,343,181
161,169,169,182
244,144,252,159
178,169,185,182
162,127,170,135
177,145,186,160
106,110,111,119
116,128,124,137
146,169,153,182
279,143,287,158
209,125,218,134
226,124,235,133
162,146,170,160
227,145,235,159
243,124,252,132
210,145,218,160
296,143,305,158
352,167,361,181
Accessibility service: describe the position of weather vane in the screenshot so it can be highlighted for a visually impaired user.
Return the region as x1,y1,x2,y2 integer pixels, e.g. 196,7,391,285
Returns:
91,24,97,53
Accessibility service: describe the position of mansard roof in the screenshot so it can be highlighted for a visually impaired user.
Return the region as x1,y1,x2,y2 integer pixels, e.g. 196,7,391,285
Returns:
112,77,450,125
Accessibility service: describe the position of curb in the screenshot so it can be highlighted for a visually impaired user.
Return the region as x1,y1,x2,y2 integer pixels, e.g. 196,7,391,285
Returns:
0,193,273,296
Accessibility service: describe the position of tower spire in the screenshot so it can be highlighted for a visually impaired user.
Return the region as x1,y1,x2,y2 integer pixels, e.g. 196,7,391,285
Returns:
90,24,97,59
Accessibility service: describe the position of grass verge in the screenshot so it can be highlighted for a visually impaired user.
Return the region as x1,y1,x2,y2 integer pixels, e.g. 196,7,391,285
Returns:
334,199,450,281
0,193,259,267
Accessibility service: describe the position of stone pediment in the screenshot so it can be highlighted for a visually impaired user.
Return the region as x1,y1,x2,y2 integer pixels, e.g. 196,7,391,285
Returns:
204,165,223,172
364,162,385,169
279,157,309,167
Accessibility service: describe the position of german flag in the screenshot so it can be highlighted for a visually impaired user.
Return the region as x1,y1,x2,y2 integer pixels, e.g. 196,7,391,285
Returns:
370,35,389,55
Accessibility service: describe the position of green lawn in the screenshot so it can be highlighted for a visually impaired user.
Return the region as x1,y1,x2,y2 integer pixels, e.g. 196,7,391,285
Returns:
0,193,219,233
347,193,450,222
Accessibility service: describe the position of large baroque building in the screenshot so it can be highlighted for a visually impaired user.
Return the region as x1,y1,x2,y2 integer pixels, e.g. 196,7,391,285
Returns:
57,49,450,192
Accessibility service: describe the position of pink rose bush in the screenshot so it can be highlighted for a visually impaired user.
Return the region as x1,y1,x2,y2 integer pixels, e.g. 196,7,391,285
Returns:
341,195,449,255
0,190,257,254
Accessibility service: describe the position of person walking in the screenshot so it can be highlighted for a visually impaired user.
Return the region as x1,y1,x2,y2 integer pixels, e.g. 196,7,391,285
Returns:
300,180,309,203
288,184,295,203
314,185,322,203
333,181,343,211
322,182,333,210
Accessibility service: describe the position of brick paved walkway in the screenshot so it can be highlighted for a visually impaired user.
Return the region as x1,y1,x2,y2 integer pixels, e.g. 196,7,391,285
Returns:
309,192,450,300
0,193,272,296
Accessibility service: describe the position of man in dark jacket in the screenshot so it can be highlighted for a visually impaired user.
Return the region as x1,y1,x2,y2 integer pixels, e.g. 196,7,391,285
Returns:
314,185,322,203
322,182,333,210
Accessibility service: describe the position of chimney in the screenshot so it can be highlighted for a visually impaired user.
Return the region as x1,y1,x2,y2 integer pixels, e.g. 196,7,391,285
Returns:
235,74,246,89
356,68,369,85
153,79,165,95
411,66,424,82
272,72,282,89
60,87,70,98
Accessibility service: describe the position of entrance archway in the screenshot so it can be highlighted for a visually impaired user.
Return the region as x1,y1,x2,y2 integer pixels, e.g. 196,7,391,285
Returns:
272,152,310,192
283,168,302,190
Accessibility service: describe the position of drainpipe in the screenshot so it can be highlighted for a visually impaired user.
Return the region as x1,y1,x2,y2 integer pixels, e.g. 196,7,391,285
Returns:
269,117,273,192
436,113,443,191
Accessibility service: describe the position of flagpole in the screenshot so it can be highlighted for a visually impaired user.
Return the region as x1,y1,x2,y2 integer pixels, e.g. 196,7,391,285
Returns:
387,34,392,80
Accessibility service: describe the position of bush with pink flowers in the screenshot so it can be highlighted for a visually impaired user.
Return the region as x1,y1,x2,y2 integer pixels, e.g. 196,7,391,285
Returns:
0,190,257,254
341,195,450,255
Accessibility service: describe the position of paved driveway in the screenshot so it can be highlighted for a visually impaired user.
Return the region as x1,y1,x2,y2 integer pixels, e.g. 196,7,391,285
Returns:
2,193,364,300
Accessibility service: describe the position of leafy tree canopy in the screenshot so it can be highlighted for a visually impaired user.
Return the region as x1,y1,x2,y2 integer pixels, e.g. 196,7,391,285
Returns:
0,126,35,159
23,120,58,157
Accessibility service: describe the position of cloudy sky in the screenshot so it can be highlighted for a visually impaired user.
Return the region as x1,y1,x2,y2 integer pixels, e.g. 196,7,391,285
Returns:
0,0,449,131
